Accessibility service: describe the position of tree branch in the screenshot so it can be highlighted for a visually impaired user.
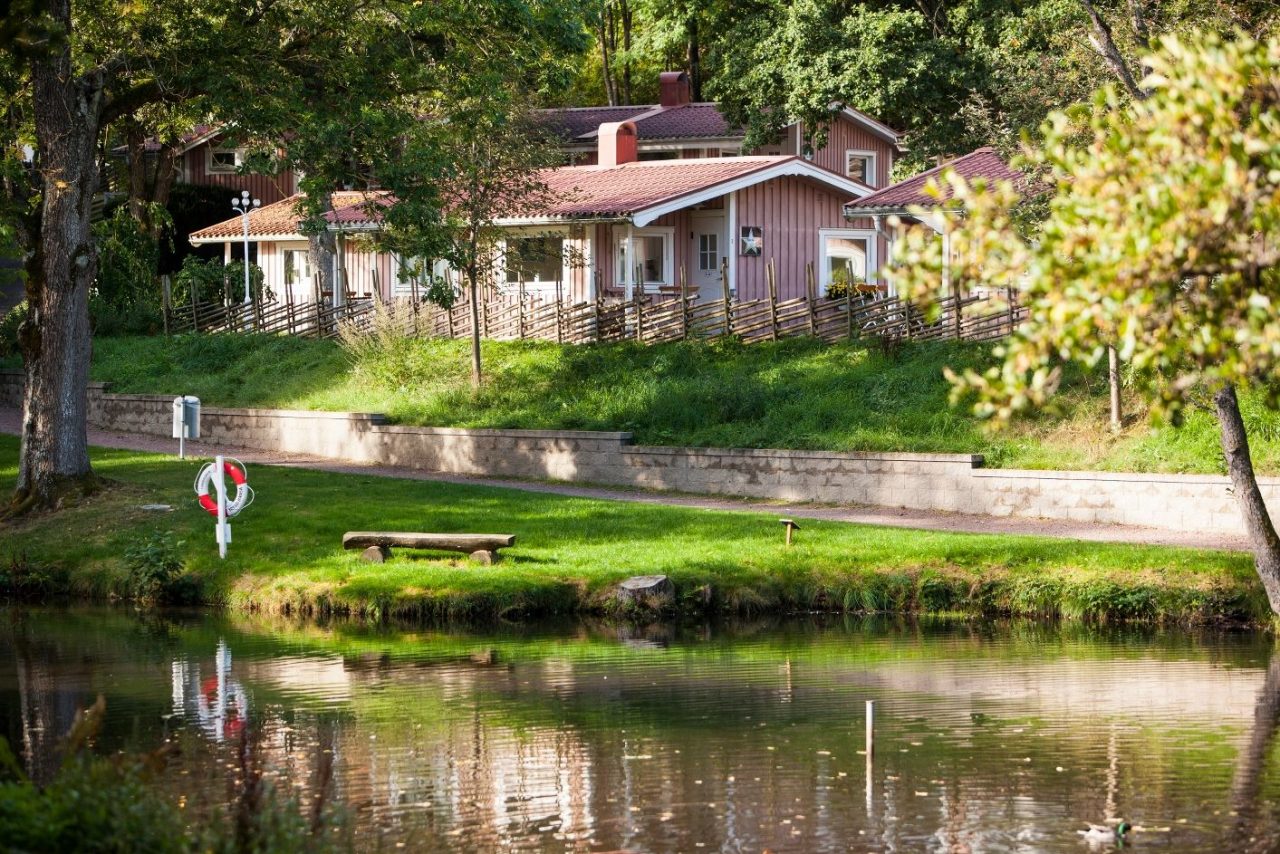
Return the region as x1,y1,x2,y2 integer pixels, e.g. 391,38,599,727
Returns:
1078,0,1147,100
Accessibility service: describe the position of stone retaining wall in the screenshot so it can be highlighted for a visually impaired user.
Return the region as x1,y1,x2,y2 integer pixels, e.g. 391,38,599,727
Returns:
2,369,1273,535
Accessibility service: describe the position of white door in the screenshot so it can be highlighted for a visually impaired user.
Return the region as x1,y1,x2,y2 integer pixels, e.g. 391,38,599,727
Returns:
689,212,726,297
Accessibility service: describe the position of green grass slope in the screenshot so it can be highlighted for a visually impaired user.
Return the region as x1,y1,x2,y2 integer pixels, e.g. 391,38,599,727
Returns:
8,333,1280,474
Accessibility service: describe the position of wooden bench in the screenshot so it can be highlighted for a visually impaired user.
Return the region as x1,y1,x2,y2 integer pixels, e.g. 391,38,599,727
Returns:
343,532,516,565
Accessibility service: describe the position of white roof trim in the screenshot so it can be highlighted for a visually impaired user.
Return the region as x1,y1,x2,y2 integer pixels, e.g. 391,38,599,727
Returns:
632,158,873,227
188,231,303,246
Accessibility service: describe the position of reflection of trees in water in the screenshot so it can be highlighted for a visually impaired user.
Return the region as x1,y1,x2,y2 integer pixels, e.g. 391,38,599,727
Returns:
1231,649,1280,853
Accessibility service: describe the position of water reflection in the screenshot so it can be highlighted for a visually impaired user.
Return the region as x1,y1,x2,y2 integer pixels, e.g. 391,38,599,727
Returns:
2,609,1280,852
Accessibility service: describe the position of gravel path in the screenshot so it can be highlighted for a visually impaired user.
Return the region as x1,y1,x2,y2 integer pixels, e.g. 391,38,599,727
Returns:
0,406,1250,552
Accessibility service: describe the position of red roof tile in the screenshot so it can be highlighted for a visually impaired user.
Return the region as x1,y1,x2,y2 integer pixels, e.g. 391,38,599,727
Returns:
189,191,383,242
844,147,1023,211
539,102,741,143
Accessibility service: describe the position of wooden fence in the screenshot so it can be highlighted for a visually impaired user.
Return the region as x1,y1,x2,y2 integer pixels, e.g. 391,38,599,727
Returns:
165,261,1027,346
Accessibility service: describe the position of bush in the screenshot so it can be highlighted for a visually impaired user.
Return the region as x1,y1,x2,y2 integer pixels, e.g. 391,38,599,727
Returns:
0,299,26,359
123,530,200,604
0,697,349,853
90,207,167,335
173,256,267,307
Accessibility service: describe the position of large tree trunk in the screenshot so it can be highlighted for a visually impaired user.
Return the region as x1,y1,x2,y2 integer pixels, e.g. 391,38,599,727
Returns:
1215,384,1280,614
14,0,101,512
307,192,337,303
687,15,702,101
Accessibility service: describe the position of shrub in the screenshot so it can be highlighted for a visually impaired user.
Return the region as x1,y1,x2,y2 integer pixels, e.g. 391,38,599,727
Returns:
0,552,70,599
173,255,267,306
123,530,200,604
0,300,26,359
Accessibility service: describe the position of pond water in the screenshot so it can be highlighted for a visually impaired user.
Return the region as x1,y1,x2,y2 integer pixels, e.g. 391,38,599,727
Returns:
2,607,1279,852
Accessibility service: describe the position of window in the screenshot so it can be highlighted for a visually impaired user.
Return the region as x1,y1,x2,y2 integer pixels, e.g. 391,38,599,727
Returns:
698,233,719,272
283,249,310,293
845,150,877,187
614,227,674,289
503,235,564,287
637,150,678,161
208,146,244,173
819,229,877,294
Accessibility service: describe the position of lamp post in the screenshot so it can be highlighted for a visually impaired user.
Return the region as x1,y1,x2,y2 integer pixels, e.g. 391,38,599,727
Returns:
231,190,260,322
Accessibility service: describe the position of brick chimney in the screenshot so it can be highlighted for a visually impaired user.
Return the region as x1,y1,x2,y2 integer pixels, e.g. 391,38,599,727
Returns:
659,71,692,108
597,120,638,167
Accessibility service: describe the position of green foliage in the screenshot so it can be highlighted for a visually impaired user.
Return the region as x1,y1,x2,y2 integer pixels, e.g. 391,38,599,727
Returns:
896,32,1280,424
0,552,70,599
0,698,348,854
0,299,26,358
173,256,266,307
123,530,199,604
88,207,171,336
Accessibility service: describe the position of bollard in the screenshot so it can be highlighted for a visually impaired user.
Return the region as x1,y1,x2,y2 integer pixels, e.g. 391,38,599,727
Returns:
865,699,875,757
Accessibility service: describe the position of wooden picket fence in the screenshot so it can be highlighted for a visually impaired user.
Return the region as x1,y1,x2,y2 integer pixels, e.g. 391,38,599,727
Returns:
165,260,1027,346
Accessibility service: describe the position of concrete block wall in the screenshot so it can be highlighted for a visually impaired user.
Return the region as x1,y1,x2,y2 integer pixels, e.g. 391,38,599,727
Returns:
1,368,1275,535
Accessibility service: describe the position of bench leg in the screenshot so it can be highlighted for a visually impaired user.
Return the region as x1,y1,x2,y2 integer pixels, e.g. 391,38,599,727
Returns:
361,545,391,563
469,549,498,565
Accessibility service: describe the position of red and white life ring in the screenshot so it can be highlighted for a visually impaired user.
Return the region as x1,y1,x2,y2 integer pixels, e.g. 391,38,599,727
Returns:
195,459,252,518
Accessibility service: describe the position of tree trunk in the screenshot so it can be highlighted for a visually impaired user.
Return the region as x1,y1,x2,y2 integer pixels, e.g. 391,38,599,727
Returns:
16,0,101,511
1215,384,1280,614
687,14,702,101
1107,345,1122,431
599,8,617,107
1229,650,1280,850
307,192,338,302
620,0,633,105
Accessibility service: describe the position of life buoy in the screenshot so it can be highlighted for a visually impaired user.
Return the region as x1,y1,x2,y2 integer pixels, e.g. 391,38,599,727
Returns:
195,459,252,518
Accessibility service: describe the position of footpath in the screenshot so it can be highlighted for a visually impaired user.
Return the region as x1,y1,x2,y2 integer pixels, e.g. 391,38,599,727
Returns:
0,406,1250,552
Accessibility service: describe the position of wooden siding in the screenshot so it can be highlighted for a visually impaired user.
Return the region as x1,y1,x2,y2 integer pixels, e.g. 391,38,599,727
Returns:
183,141,297,205
808,115,896,188
733,177,862,301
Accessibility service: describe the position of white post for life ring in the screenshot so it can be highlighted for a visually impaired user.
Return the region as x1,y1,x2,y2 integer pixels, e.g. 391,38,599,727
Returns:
214,454,230,559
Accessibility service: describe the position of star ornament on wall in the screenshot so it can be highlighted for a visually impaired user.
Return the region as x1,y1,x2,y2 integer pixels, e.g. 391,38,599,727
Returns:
740,226,763,256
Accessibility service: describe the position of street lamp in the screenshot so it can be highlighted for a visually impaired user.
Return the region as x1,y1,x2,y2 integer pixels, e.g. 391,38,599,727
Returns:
230,190,261,316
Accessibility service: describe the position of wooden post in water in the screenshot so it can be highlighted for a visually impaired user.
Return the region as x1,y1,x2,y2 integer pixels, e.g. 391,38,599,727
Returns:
766,258,780,341
720,258,732,337
865,700,875,757
805,262,818,337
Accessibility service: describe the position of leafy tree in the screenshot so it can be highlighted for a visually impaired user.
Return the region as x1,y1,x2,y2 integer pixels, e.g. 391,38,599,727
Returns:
0,0,589,512
893,33,1280,613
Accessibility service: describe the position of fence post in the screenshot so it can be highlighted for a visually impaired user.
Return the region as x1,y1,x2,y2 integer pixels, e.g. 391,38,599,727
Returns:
555,276,564,344
846,280,854,341
678,264,689,340
410,274,420,336
805,262,818,337
161,275,172,336
634,280,645,343
952,286,963,340
720,258,732,337
518,278,526,340
312,273,323,338
594,295,603,342
767,258,779,341
1006,285,1015,335
191,276,199,332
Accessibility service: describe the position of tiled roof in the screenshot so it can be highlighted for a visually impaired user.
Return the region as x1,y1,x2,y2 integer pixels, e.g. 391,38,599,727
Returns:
189,191,382,242
845,147,1022,211
539,102,742,143
517,156,785,218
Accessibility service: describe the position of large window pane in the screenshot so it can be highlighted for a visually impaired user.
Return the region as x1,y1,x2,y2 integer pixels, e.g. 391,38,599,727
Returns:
505,236,563,285
615,233,669,285
825,236,868,285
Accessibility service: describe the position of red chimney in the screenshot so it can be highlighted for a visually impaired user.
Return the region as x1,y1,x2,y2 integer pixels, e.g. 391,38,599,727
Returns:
659,71,692,108
598,120,638,167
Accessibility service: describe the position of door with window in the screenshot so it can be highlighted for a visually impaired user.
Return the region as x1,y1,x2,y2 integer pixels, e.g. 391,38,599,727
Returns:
689,212,726,297
283,248,312,302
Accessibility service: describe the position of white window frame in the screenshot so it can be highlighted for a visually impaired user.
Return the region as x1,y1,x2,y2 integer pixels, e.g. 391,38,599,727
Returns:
818,228,878,295
612,225,675,295
697,231,720,273
844,149,878,188
207,145,245,174
497,226,572,293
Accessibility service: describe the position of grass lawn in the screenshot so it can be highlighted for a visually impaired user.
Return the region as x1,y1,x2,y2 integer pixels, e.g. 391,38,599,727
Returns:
11,333,1280,475
0,434,1267,624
